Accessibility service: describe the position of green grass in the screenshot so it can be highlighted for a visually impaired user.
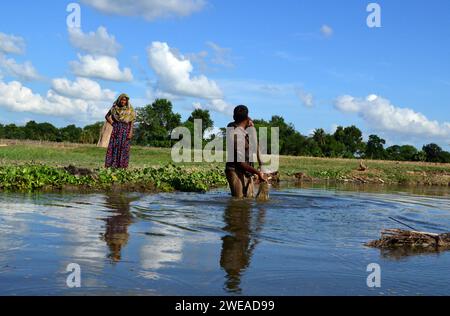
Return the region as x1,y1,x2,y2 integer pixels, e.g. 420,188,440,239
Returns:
0,142,449,191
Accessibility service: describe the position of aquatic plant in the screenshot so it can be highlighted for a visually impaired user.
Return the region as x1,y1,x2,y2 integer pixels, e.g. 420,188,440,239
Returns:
0,164,228,193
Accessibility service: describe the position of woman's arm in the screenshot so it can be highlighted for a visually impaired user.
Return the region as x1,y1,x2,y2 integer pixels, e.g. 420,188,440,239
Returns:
105,110,114,125
127,123,134,140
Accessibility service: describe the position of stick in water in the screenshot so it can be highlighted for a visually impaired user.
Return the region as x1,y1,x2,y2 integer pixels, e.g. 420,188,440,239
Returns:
388,217,417,231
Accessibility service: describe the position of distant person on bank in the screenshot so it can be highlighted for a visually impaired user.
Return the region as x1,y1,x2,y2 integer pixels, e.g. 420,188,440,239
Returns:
104,94,136,169
226,105,266,198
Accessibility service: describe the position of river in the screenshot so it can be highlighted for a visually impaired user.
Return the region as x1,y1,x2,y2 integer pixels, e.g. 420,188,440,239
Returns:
0,184,449,295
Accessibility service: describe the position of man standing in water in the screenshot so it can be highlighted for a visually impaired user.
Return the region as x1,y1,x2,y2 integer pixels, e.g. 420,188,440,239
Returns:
226,105,266,198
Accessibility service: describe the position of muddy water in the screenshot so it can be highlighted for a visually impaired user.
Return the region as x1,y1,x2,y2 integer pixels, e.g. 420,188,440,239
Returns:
0,184,449,295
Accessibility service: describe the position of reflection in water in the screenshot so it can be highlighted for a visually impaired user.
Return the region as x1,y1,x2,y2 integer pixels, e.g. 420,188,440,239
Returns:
101,194,137,262
1,185,450,295
376,247,448,260
291,181,450,198
220,199,266,293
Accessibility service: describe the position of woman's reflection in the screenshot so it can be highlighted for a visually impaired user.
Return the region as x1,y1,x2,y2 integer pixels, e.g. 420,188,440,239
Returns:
101,193,138,262
220,199,266,293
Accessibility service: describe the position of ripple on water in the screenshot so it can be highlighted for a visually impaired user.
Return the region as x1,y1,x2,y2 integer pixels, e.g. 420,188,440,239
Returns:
0,186,450,295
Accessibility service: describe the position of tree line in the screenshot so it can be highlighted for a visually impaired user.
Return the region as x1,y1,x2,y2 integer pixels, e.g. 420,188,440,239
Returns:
1,98,449,163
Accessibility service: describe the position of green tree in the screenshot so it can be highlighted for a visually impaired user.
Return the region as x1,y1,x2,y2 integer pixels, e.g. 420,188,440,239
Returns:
386,145,402,160
413,150,427,162
323,135,346,158
399,145,418,161
269,116,298,155
439,151,450,163
60,124,83,143
342,125,365,157
365,135,386,160
422,143,443,163
284,132,307,156
304,138,323,157
80,122,103,144
0,124,4,139
331,125,364,158
135,99,182,147
313,128,327,150
186,109,214,138
23,121,60,141
3,124,25,139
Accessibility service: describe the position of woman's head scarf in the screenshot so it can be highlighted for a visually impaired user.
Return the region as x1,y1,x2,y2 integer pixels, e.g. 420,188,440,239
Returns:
110,93,136,123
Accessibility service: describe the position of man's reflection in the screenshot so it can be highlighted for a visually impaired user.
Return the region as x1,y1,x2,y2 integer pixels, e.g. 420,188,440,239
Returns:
101,193,138,262
220,199,266,293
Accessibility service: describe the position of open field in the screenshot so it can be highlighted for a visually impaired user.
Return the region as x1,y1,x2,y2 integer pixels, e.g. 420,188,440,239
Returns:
0,139,449,188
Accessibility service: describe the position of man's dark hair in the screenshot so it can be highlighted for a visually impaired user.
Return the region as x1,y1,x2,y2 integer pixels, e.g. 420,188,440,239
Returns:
233,105,249,124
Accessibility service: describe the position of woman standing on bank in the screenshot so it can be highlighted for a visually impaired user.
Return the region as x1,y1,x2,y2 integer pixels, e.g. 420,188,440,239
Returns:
105,93,136,169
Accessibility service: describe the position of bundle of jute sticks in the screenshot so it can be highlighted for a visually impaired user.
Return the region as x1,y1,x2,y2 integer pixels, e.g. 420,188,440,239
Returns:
366,229,450,249
254,171,281,202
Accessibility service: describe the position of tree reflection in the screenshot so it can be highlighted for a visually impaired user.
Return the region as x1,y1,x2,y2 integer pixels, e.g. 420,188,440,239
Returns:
220,199,266,293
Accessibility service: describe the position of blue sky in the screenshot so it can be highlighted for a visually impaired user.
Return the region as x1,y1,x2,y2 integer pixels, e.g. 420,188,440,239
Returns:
0,0,449,149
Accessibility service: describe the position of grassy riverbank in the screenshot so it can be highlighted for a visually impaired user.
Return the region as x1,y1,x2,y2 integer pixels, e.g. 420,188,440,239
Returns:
0,140,449,192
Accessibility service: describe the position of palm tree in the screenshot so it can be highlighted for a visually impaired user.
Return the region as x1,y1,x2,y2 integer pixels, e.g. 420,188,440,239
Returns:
313,128,327,148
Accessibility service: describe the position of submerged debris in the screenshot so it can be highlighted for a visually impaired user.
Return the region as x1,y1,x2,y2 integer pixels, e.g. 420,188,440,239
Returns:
366,229,450,250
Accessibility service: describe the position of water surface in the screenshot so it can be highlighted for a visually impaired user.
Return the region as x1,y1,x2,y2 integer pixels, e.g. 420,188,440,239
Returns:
1,184,449,295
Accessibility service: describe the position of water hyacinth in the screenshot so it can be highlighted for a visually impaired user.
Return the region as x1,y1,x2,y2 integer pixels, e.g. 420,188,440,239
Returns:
0,164,228,193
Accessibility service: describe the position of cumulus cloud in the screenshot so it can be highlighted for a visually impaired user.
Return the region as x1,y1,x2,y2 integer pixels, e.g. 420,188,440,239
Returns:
296,88,314,107
0,80,109,119
0,54,41,81
192,99,233,116
0,81,45,113
68,26,121,56
81,0,206,21
320,25,334,38
0,32,25,54
70,54,133,82
52,77,116,101
334,94,450,140
147,41,223,99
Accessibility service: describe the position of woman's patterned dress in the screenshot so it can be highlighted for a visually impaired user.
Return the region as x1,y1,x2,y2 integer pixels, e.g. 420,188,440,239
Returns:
105,121,132,169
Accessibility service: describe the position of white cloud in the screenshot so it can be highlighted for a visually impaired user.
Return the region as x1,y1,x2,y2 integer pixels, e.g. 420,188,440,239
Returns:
81,0,206,21
0,32,25,54
70,54,133,82
52,77,116,101
334,94,450,140
192,99,233,115
335,95,362,113
0,80,108,119
68,26,121,56
296,88,314,107
320,25,334,38
206,41,234,68
45,89,90,115
147,41,223,99
0,81,45,113
186,50,209,72
0,54,41,81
